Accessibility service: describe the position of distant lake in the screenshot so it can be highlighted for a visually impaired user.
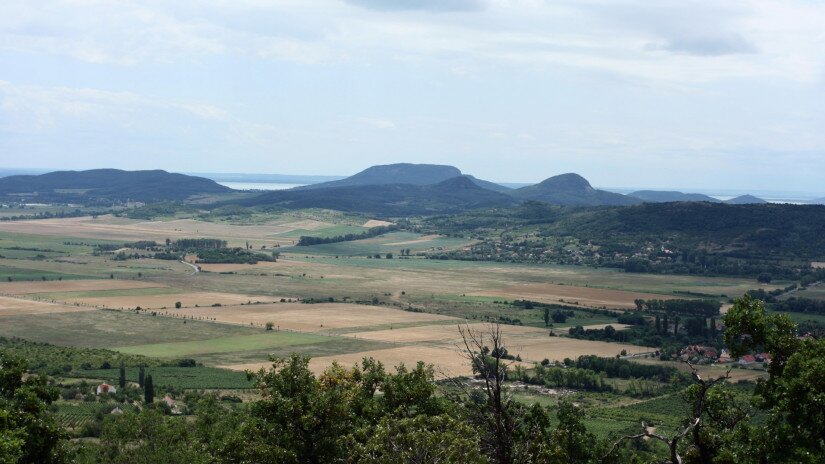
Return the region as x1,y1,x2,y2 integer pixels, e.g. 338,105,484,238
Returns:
218,182,305,191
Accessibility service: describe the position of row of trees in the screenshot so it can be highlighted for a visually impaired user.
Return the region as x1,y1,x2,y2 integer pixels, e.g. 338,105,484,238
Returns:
633,298,721,317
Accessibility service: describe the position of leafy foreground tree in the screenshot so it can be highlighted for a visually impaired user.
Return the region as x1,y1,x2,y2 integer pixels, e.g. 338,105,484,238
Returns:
346,414,487,464
604,295,825,463
90,409,211,464
723,295,825,462
0,351,66,463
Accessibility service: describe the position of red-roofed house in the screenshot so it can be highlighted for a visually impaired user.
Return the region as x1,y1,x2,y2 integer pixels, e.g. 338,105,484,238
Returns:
96,383,117,395
738,355,757,365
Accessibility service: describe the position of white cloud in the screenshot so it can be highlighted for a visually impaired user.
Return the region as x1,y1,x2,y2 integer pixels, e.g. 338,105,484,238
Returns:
0,1,823,189
0,0,823,83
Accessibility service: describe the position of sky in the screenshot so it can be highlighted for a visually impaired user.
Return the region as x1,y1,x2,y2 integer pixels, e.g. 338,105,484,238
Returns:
0,0,824,191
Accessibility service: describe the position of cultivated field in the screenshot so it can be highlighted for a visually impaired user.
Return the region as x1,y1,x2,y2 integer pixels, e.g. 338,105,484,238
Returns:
783,283,825,301
0,214,366,248
470,283,669,309
0,279,166,295
349,323,647,363
362,219,394,228
224,345,474,377
0,296,93,317
44,291,282,310
162,302,459,332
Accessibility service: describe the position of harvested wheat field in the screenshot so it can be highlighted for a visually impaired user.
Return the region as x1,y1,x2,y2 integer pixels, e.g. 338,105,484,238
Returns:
222,345,475,378
350,322,544,344
507,337,653,363
0,279,166,295
349,322,645,364
55,292,282,310
363,219,394,228
0,216,312,248
164,302,458,332
0,296,92,317
471,283,670,309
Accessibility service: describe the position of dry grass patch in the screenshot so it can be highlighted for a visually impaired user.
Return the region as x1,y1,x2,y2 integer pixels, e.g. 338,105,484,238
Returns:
0,279,165,295
0,296,92,317
471,283,670,309
197,262,284,273
164,303,458,332
384,235,441,246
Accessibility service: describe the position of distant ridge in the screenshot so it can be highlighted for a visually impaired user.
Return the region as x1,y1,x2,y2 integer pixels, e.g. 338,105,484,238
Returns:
232,175,517,215
295,163,463,190
462,175,512,193
725,194,767,205
629,190,721,203
512,173,640,206
0,169,231,203
294,163,512,193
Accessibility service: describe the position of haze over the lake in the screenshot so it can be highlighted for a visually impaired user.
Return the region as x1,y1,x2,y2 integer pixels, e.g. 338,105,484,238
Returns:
1,0,823,191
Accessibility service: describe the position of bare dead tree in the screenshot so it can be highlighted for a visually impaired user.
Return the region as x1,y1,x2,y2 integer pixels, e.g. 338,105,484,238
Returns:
603,363,731,464
458,323,516,464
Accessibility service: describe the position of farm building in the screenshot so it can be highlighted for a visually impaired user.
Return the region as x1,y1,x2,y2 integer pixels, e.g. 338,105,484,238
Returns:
96,383,116,395
738,355,757,365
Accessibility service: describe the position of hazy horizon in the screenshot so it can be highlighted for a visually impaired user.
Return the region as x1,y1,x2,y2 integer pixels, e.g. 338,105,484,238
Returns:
1,1,823,190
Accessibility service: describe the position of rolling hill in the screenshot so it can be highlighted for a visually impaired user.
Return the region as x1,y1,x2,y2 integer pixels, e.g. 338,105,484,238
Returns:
0,169,232,204
725,195,767,205
233,175,517,215
295,163,463,189
294,163,512,193
629,190,721,203
512,173,640,206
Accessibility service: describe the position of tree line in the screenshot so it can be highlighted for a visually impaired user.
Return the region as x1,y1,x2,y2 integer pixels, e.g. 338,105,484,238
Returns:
297,225,398,246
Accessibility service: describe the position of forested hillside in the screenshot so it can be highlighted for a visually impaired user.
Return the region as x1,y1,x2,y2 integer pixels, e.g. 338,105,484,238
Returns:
423,201,825,277
232,176,518,215
0,169,232,204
